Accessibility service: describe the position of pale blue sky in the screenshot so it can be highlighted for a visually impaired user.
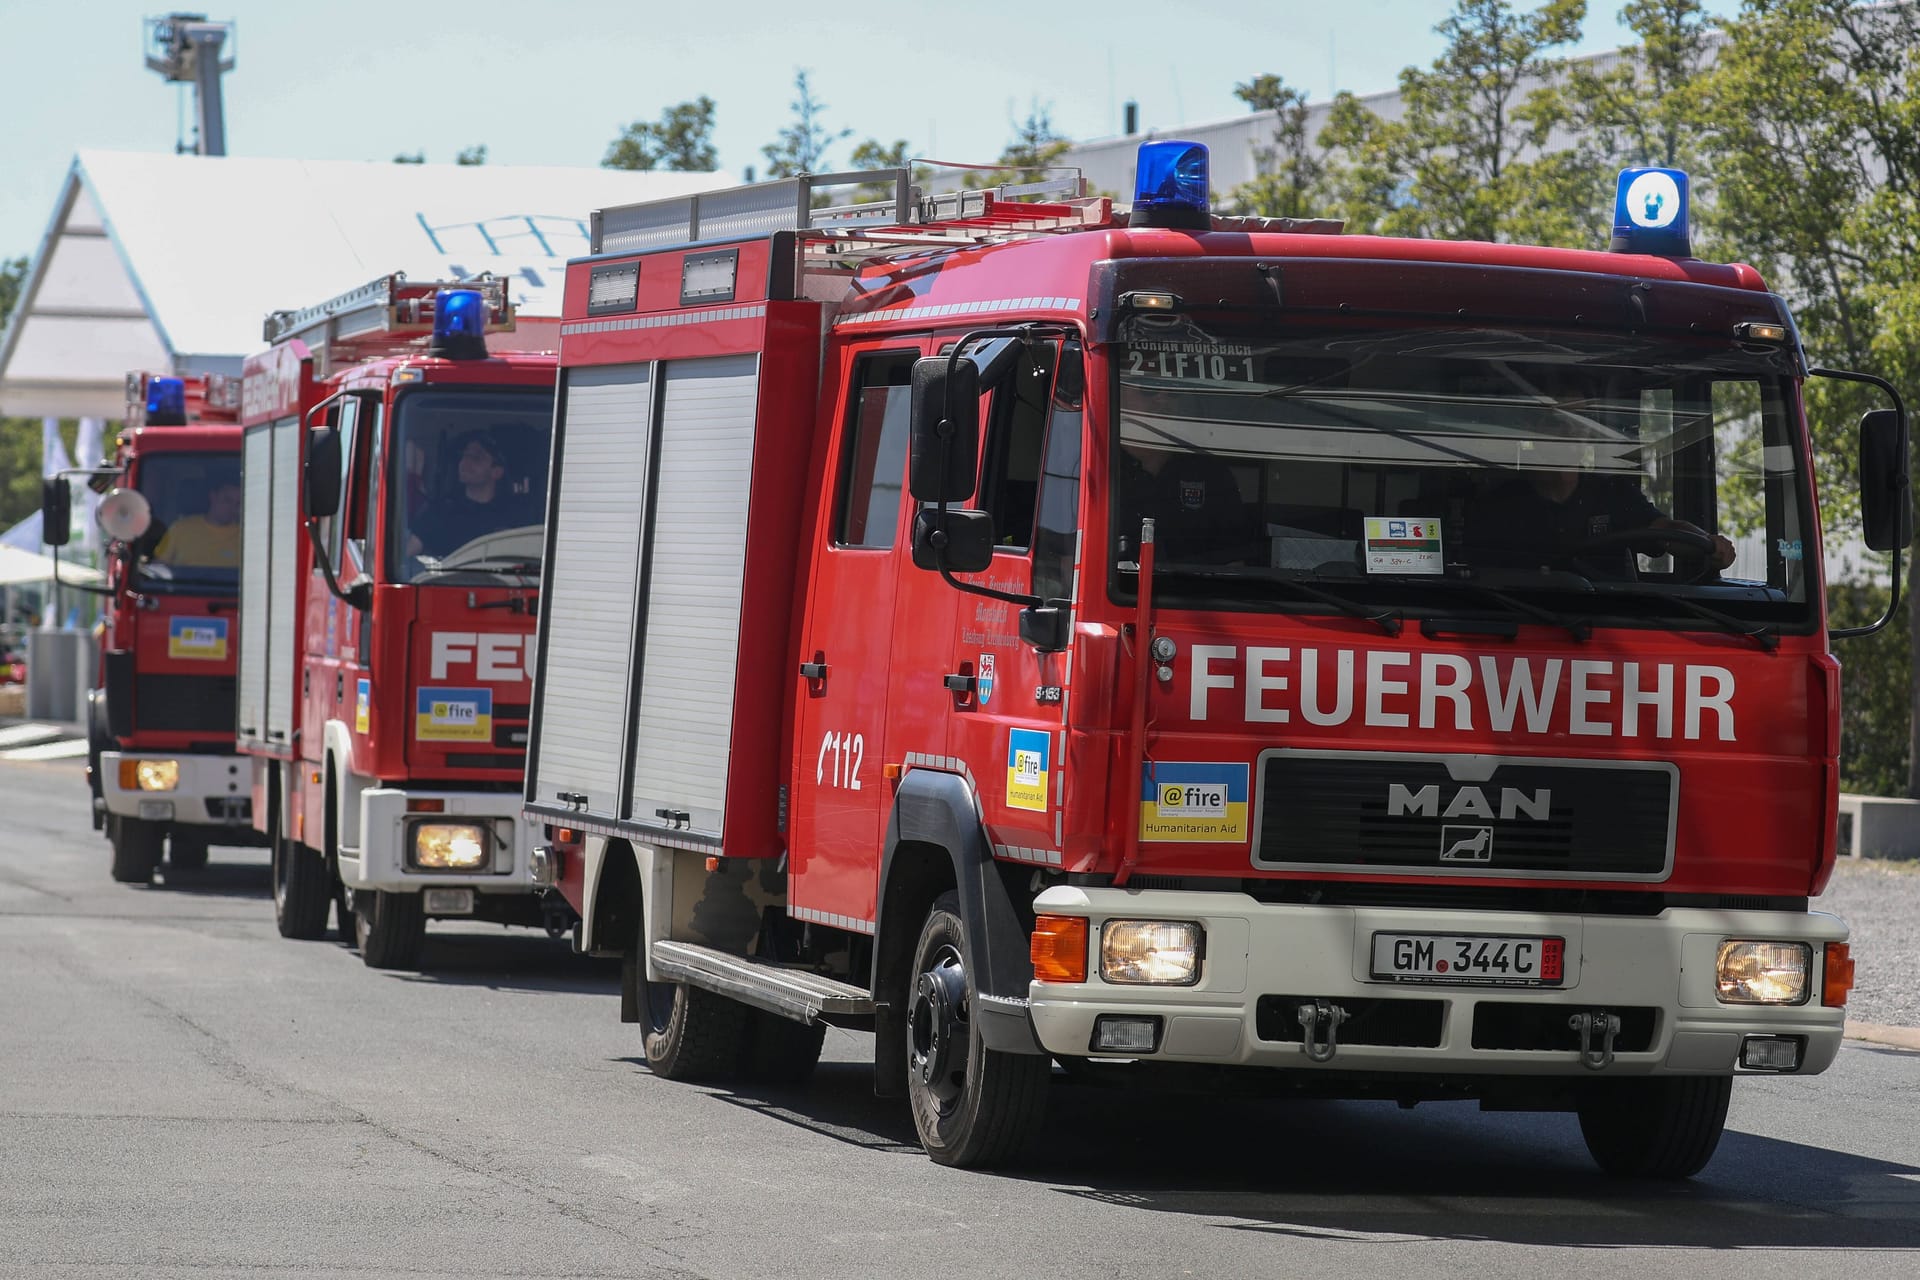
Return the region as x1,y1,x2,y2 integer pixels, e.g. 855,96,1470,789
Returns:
1,0,1741,263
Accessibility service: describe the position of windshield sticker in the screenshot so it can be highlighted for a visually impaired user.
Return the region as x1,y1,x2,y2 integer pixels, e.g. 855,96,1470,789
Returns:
1006,729,1050,812
1124,341,1258,383
167,617,228,661
1140,762,1249,843
415,687,492,742
356,679,371,734
1364,517,1444,575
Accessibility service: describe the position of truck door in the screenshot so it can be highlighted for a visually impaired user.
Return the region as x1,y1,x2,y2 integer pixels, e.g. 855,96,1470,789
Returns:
943,340,1081,864
791,345,922,925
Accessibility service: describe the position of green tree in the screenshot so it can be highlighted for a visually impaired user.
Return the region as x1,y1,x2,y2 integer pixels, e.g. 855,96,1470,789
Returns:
455,144,488,166
0,255,25,330
1319,0,1587,239
392,150,425,164
1509,0,1717,246
604,97,718,172
964,103,1071,192
1229,73,1329,219
761,72,850,178
849,138,931,206
1697,0,1920,794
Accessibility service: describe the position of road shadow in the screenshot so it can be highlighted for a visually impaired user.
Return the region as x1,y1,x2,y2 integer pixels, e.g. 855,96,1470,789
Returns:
675,1059,1920,1250
385,929,620,996
151,857,271,902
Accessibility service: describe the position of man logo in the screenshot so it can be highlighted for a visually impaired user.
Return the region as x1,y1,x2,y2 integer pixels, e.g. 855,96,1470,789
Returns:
1441,825,1494,862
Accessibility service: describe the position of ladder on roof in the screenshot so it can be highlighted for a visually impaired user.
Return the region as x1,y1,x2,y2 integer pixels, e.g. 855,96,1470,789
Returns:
590,167,1106,258
262,273,516,375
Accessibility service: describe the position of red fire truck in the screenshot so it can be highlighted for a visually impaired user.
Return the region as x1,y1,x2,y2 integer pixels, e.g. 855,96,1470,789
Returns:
44,372,260,883
523,150,1906,1175
238,275,567,968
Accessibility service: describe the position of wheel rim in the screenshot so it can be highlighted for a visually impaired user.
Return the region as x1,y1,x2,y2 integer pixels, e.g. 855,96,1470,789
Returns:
271,836,287,909
908,943,969,1110
642,977,677,1036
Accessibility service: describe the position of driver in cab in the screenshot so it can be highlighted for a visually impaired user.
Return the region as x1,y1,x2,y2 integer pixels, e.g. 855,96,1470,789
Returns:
406,429,534,558
1472,468,1736,573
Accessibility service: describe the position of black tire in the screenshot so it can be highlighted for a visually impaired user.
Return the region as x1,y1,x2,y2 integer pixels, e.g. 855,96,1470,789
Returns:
739,1009,828,1086
86,691,108,832
107,815,163,885
905,891,1050,1167
168,830,211,872
271,791,330,940
639,969,751,1081
1577,1075,1733,1179
354,889,426,970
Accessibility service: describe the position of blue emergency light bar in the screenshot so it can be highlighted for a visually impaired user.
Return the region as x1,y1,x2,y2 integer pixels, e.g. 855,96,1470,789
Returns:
430,288,489,360
1133,140,1211,230
146,376,187,425
1610,166,1692,257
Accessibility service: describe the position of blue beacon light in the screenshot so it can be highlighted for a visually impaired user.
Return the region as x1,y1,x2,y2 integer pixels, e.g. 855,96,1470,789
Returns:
1610,166,1692,257
1133,140,1212,230
146,375,188,425
431,288,490,359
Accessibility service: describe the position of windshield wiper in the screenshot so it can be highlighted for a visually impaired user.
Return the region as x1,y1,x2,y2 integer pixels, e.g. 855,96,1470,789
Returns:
1591,584,1780,651
1371,575,1592,642
412,558,542,584
1141,562,1403,636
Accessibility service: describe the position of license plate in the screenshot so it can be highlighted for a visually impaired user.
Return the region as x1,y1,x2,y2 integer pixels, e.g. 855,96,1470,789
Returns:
1370,933,1564,986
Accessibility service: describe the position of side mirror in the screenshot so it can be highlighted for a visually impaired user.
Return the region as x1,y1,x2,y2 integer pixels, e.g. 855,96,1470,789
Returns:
306,425,342,519
40,479,71,547
911,508,995,574
1859,408,1912,552
909,357,980,503
1019,604,1070,653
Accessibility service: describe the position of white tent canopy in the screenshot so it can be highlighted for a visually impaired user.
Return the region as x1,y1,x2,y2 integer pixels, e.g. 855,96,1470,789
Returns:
0,544,103,587
0,152,733,419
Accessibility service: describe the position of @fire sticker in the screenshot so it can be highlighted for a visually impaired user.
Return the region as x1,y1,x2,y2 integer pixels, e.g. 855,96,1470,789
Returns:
1140,761,1249,842
168,617,229,661
1005,728,1050,812
414,687,492,742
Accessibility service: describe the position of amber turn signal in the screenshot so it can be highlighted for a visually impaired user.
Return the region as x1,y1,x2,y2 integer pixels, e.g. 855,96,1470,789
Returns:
1823,942,1855,1008
1031,915,1089,983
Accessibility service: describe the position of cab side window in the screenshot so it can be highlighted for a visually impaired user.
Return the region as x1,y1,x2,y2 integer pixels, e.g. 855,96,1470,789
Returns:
977,343,1057,551
1031,345,1085,602
833,351,918,549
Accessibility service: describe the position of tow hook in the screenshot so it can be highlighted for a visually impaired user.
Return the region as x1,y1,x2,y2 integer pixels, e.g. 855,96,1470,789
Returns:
1296,999,1349,1063
1568,1009,1621,1070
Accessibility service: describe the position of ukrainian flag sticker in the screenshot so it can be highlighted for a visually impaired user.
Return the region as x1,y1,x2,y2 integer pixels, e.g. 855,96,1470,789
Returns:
355,679,371,734
415,687,491,742
1006,728,1050,812
1140,762,1249,842
167,617,228,661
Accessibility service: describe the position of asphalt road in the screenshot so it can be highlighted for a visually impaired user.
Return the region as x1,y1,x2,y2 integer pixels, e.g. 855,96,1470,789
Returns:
2,753,1917,1280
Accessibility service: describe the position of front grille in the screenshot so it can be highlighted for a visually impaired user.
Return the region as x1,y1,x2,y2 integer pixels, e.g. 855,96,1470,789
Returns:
136,674,236,734
1254,750,1674,880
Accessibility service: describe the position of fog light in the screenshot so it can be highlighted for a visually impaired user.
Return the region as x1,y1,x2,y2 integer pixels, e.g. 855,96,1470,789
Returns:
123,759,179,791
423,887,474,915
1716,940,1811,1004
1741,1036,1803,1072
1093,1014,1161,1054
137,799,174,821
412,823,488,869
1100,920,1203,985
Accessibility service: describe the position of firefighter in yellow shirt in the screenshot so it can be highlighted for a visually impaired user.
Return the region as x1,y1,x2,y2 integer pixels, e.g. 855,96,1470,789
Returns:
154,478,242,568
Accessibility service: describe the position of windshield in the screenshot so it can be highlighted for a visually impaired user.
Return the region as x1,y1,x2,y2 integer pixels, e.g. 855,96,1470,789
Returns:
1110,323,1813,630
387,387,552,585
133,451,241,594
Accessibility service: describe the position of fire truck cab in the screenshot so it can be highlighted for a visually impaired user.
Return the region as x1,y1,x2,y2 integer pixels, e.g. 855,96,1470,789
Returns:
238,276,566,968
44,372,259,884
525,151,1906,1175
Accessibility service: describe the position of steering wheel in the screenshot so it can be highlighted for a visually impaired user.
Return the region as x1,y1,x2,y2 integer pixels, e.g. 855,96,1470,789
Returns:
1570,527,1718,582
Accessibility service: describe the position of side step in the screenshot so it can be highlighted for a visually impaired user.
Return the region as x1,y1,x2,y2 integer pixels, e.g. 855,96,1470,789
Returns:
650,939,875,1024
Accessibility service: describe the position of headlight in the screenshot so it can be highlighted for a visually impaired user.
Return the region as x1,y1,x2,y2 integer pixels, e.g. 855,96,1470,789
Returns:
1100,920,1203,985
1716,940,1811,1005
129,759,179,791
412,823,488,870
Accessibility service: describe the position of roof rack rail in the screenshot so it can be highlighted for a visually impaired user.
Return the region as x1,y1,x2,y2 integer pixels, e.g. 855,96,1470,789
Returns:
263,273,516,375
590,167,1093,256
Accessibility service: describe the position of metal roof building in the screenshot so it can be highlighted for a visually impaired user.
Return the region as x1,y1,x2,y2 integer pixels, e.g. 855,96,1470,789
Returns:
0,151,731,419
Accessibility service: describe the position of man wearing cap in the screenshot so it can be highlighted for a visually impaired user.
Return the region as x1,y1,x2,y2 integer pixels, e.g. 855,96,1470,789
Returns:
407,430,534,558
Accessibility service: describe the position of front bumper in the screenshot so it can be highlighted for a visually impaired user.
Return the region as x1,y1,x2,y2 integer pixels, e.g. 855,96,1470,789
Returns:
99,751,251,826
344,786,539,895
1027,886,1848,1077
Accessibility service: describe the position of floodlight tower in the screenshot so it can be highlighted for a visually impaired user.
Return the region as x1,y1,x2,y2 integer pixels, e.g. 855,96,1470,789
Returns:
144,13,235,157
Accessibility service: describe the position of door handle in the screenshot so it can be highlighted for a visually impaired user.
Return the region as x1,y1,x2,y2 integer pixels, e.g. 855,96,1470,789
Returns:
942,673,976,694
799,661,828,680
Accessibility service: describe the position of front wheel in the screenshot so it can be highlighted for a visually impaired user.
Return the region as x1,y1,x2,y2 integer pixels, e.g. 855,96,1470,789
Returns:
905,891,1049,1167
107,815,163,884
271,798,330,940
1577,1075,1732,1178
354,889,425,970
